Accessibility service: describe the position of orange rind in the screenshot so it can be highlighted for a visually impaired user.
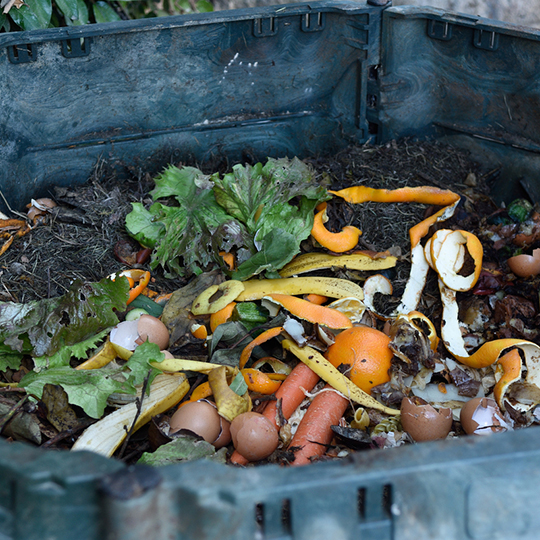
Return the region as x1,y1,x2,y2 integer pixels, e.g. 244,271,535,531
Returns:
264,293,353,330
310,207,361,253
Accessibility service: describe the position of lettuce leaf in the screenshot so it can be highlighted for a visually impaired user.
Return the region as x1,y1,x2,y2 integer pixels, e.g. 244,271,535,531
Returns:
125,157,330,280
0,276,129,369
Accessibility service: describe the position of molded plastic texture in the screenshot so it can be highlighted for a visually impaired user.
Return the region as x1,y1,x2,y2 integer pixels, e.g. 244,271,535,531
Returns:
3,2,540,539
0,0,383,212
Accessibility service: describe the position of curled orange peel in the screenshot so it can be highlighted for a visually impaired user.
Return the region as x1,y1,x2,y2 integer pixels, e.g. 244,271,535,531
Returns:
493,348,521,409
311,207,361,253
219,251,235,271
403,311,439,351
239,326,284,370
190,324,208,340
329,185,460,315
177,381,214,408
241,368,282,394
304,293,328,305
109,269,151,305
209,302,236,333
362,274,393,319
264,293,353,329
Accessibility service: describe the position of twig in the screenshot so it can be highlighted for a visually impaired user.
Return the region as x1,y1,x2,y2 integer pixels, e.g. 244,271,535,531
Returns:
41,418,95,448
0,189,27,219
117,370,152,459
0,394,28,435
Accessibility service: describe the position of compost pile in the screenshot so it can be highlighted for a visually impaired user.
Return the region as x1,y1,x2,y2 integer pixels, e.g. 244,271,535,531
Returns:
1,139,540,467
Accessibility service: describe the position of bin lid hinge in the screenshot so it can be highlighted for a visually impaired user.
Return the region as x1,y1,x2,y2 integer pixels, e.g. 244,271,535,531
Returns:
427,19,453,41
253,17,278,37
473,28,499,51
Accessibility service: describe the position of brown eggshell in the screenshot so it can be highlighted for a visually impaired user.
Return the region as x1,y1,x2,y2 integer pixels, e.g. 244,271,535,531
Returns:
230,412,279,461
400,397,453,442
213,417,232,449
507,252,540,278
169,400,221,443
136,315,170,350
460,397,505,435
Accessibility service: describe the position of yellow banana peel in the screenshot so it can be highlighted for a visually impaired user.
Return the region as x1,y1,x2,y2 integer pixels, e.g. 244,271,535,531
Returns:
236,276,364,302
279,252,397,278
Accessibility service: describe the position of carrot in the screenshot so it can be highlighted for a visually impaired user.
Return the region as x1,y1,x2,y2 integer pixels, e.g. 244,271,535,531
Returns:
229,362,320,465
287,384,349,466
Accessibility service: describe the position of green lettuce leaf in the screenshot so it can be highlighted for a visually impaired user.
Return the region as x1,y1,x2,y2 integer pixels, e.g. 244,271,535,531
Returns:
19,366,134,419
0,276,129,364
125,157,329,280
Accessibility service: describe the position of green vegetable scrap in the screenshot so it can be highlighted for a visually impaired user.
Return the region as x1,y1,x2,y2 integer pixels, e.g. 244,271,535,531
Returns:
0,276,130,373
125,158,330,280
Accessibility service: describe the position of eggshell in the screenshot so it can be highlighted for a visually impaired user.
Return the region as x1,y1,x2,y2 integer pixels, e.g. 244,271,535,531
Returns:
507,249,540,278
230,412,279,461
213,418,232,449
460,397,506,435
136,315,170,350
400,397,453,442
169,400,221,443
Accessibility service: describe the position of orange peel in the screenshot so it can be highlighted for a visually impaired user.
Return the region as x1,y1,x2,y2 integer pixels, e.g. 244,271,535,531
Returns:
304,293,328,305
239,326,284,370
362,274,393,319
310,207,361,253
209,302,236,333
264,293,353,329
190,324,208,340
241,368,282,394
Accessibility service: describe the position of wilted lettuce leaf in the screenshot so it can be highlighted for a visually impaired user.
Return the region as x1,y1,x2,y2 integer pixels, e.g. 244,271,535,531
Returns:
33,327,112,371
0,276,129,366
138,434,227,467
19,366,135,419
124,340,164,388
125,157,329,280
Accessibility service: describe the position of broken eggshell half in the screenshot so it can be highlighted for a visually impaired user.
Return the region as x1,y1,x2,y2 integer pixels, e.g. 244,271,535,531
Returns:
400,396,453,442
507,248,540,278
110,314,170,359
459,397,510,435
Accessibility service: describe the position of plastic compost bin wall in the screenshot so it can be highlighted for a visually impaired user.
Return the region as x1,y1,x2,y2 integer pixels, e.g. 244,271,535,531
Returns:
3,1,540,539
0,0,382,212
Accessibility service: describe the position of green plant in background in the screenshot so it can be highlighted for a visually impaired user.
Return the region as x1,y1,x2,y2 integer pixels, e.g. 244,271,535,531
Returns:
0,0,213,32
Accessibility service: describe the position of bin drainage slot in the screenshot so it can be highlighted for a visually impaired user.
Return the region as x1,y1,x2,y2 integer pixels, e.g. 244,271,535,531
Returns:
7,43,37,64
301,12,325,32
427,19,452,41
255,498,292,538
358,484,394,520
61,37,92,58
474,28,499,51
253,17,278,37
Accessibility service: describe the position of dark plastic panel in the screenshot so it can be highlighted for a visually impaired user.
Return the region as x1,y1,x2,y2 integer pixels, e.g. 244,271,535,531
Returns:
378,6,540,203
0,1,383,212
3,2,540,539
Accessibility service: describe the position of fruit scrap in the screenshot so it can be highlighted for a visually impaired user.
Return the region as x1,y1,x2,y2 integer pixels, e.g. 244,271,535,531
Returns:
0,218,32,257
310,206,362,252
191,280,245,315
282,339,399,415
239,326,284,370
264,293,352,329
72,374,189,457
208,366,251,423
279,251,397,278
329,184,461,316
109,269,151,305
236,276,364,302
209,302,236,333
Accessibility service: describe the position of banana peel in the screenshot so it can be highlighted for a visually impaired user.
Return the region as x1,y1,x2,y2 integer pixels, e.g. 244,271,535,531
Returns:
71,373,189,457
279,251,397,278
208,365,251,422
282,339,399,415
191,280,245,315
150,357,234,375
236,276,364,302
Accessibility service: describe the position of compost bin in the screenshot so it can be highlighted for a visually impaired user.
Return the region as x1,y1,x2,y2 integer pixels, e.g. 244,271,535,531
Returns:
2,1,540,538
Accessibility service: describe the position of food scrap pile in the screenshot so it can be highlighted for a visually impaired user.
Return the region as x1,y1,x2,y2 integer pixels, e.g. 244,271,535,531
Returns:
1,140,540,467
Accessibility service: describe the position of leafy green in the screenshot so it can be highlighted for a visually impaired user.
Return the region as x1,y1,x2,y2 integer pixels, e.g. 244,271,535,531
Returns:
229,371,248,396
9,0,52,30
0,276,129,362
125,157,329,280
138,434,227,467
124,341,164,388
92,0,121,22
19,366,134,419
33,328,112,371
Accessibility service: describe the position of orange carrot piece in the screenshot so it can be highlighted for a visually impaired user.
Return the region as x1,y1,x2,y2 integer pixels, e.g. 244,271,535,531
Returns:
288,384,349,466
230,362,320,465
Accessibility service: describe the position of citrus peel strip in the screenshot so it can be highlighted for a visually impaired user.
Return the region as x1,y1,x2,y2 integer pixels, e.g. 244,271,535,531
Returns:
310,207,362,253
264,293,352,329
